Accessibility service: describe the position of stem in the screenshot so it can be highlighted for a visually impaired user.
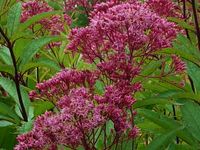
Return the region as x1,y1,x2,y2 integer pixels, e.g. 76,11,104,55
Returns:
191,0,200,51
182,0,190,40
172,105,179,144
0,27,28,121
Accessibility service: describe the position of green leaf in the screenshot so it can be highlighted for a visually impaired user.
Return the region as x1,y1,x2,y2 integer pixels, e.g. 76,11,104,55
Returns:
6,2,21,37
133,98,170,109
13,11,62,36
0,126,17,150
0,102,20,124
0,77,30,118
0,64,14,75
186,62,200,93
17,120,34,134
157,48,200,67
0,46,12,65
19,36,61,66
168,17,195,31
21,58,61,72
138,109,198,146
145,127,182,150
32,101,54,117
181,100,200,141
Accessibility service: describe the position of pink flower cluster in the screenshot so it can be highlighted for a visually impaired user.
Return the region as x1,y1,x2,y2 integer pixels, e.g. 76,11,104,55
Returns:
15,88,105,150
21,0,71,36
16,0,184,149
29,69,98,101
171,55,186,73
145,0,180,17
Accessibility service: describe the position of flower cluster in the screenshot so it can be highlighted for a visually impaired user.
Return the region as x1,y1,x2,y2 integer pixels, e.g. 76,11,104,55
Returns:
21,0,71,36
145,0,180,17
171,55,186,73
29,69,98,102
15,88,105,150
16,0,183,149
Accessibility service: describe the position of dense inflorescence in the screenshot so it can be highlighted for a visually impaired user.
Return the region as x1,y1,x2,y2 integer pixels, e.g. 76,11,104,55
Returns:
15,0,185,149
21,0,71,36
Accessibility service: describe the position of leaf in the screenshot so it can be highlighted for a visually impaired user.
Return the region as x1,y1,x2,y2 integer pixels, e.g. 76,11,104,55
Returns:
13,11,62,36
0,46,12,65
157,48,200,67
17,120,34,134
0,64,14,75
19,36,61,66
186,62,200,93
0,77,30,118
168,17,195,31
0,102,20,124
6,2,21,37
21,58,61,72
181,100,200,141
145,127,182,150
138,109,198,146
0,126,17,150
133,98,170,109
32,101,54,117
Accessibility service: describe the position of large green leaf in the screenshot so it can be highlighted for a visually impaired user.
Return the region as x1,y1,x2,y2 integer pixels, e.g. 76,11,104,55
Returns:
6,2,21,37
181,100,200,141
19,36,61,66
